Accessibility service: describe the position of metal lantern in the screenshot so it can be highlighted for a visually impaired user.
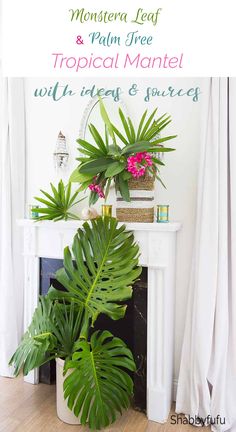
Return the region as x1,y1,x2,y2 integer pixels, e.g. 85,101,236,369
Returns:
53,131,69,170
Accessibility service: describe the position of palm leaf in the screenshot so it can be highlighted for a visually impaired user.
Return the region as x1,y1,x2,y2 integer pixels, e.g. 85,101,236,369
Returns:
77,139,103,157
33,180,84,221
139,108,157,140
152,157,165,166
155,173,167,189
145,115,171,141
150,135,177,145
104,124,109,149
89,190,100,206
79,158,114,175
136,110,147,141
111,124,129,145
33,197,58,209
121,141,153,155
127,117,136,143
59,179,66,204
105,178,112,201
119,109,132,143
117,174,130,202
99,97,116,144
48,217,141,324
88,124,108,154
50,182,61,203
64,330,136,430
40,189,58,206
65,182,72,208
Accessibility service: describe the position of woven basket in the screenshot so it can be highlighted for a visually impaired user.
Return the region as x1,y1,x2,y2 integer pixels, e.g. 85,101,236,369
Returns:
116,207,154,223
116,173,155,223
128,173,155,191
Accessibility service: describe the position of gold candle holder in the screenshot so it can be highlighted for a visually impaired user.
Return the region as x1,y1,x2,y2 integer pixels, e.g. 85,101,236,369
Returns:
102,204,112,217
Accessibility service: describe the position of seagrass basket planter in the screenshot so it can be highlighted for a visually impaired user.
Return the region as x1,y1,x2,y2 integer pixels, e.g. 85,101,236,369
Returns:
116,172,155,223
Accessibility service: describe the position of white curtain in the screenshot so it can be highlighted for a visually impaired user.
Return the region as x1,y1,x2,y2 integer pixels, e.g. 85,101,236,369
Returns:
0,76,26,376
176,78,236,431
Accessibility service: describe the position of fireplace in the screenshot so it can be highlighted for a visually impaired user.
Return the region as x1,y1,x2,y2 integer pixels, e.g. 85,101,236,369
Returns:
18,219,181,423
40,258,147,412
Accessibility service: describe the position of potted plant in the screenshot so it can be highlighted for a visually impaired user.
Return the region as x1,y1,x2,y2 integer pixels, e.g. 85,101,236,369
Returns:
70,98,177,222
9,217,141,430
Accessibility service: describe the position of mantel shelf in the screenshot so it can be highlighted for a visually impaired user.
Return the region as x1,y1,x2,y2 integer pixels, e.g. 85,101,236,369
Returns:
17,219,181,233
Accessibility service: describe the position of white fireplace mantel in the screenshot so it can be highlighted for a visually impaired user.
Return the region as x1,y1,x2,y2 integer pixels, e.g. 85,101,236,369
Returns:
18,219,181,423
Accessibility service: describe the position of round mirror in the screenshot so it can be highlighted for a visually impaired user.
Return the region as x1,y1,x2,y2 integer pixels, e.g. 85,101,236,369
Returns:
79,96,129,143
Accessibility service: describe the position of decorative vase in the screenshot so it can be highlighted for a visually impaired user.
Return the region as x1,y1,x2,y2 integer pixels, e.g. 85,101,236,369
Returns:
56,358,81,425
116,172,155,223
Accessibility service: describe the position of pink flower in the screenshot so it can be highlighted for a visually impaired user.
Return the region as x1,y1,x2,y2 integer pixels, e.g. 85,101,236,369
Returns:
89,183,105,198
127,152,153,178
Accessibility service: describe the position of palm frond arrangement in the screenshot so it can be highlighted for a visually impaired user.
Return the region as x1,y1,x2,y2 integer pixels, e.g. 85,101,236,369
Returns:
10,217,141,430
32,180,84,221
70,98,177,205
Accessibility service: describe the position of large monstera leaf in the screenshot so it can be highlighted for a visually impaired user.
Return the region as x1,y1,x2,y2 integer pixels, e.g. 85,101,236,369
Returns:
9,296,57,376
48,217,141,324
64,330,136,430
9,297,83,376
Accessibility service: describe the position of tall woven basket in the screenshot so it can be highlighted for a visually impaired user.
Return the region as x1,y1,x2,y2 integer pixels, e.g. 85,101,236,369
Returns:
116,173,155,222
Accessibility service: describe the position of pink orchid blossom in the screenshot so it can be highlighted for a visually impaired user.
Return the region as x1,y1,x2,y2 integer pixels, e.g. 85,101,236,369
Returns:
88,183,105,198
127,152,153,178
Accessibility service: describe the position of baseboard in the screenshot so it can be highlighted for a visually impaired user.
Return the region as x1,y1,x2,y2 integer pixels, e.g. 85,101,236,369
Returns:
172,378,178,402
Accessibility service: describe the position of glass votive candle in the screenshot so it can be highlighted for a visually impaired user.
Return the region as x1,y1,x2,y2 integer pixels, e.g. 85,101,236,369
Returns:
29,205,40,219
102,204,112,217
156,205,169,223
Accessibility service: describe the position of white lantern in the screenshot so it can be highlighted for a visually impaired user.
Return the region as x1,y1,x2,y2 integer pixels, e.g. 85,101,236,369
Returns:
53,131,69,170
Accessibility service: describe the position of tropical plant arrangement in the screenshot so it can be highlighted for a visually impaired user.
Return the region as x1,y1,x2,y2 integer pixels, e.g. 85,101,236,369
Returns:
31,179,84,221
70,98,177,205
10,217,141,430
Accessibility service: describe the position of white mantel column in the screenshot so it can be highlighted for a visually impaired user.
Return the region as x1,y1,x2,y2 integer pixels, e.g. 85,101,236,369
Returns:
23,225,40,384
145,230,178,423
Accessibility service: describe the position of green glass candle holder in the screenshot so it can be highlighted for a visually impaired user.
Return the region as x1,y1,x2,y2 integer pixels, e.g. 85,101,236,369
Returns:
29,205,40,219
156,205,169,223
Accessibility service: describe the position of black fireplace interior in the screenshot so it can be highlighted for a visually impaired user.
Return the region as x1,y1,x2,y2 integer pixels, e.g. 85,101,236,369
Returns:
40,258,147,412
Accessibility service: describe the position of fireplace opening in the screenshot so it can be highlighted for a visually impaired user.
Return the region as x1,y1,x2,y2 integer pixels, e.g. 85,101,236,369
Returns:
40,258,147,412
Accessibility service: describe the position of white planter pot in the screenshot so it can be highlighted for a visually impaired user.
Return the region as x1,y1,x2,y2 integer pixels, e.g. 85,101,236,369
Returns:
56,358,81,425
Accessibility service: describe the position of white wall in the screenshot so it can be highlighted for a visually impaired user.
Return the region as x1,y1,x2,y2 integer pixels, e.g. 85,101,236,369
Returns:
24,76,207,381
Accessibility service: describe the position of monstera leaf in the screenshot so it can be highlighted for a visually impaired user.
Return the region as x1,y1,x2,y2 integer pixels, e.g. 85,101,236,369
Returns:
64,330,136,430
48,217,141,324
9,296,57,376
9,297,83,376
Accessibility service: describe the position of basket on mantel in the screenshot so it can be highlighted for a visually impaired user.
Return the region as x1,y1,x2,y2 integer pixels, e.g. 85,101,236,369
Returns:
116,172,155,223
